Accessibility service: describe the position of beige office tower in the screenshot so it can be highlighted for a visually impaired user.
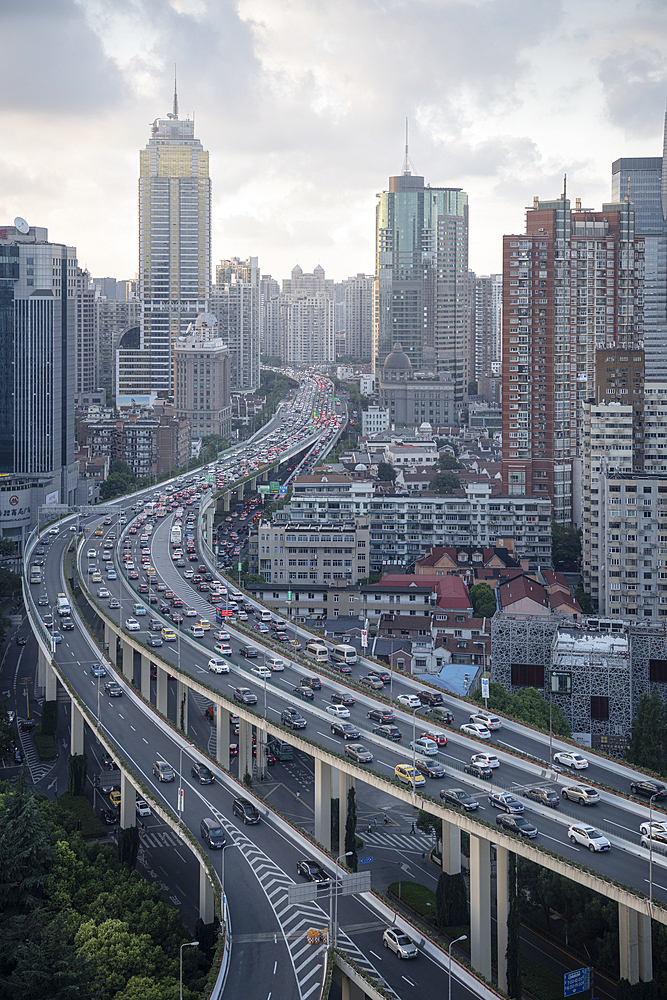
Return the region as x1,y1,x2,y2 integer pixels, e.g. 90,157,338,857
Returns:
117,81,211,404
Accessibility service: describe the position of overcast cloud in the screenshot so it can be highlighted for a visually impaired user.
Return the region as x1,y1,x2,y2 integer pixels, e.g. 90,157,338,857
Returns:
0,0,665,282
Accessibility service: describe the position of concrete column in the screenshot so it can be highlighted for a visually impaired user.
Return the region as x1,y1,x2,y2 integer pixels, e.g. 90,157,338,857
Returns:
38,646,48,688
140,654,151,701
119,772,136,828
314,758,332,851
262,469,270,482
469,834,492,982
339,770,355,852
237,482,244,501
496,845,510,994
176,679,189,733
250,476,257,491
216,703,230,770
440,818,461,875
638,911,652,983
121,640,133,681
156,666,168,716
256,727,268,780
199,862,215,923
45,661,57,701
104,621,114,652
223,493,230,512
205,509,214,543
341,978,350,1000
619,905,652,984
71,700,85,757
238,718,253,782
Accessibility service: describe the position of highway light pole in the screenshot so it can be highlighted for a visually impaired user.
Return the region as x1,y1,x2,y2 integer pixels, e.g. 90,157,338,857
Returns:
180,940,199,1000
331,851,353,947
448,934,467,1000
412,707,418,805
649,792,659,906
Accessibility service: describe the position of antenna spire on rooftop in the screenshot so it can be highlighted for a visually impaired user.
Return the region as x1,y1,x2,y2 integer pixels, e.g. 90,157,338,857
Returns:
173,64,179,119
402,117,416,176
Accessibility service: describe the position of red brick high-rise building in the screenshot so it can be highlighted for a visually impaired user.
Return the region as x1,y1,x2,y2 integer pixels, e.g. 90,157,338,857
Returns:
501,193,644,524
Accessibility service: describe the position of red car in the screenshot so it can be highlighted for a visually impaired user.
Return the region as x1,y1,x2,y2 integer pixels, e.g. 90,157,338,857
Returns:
420,730,448,747
138,584,149,593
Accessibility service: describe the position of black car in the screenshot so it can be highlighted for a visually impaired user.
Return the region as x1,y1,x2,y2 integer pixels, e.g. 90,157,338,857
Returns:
233,796,260,824
104,682,122,697
369,669,390,684
16,635,27,645
495,814,538,838
415,758,446,778
61,619,74,630
630,779,667,799
159,602,171,614
524,786,559,808
240,646,258,658
424,707,455,725
440,788,479,811
331,721,360,740
281,707,307,729
299,676,321,690
100,808,117,826
38,595,49,606
294,685,314,700
331,692,355,707
191,762,215,784
275,633,290,643
418,690,444,706
372,724,402,741
464,761,493,780
367,708,395,724
297,859,329,883
149,619,162,631
234,687,257,705
147,636,163,647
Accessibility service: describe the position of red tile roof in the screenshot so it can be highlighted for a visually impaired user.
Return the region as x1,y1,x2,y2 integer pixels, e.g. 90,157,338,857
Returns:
498,576,549,609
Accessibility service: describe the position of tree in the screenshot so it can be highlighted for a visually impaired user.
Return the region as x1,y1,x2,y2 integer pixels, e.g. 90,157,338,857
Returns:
377,461,396,483
437,453,462,470
416,809,440,844
41,700,58,738
552,524,581,571
67,754,88,796
0,702,15,759
469,583,497,618
628,686,667,774
468,381,478,395
429,471,460,494
344,786,358,873
435,871,468,928
117,826,140,869
506,853,521,999
0,537,17,557
574,586,592,613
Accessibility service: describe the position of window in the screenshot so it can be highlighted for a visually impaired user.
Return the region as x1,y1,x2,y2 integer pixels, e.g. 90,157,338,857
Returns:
511,663,544,687
649,659,667,683
549,671,571,694
590,696,609,721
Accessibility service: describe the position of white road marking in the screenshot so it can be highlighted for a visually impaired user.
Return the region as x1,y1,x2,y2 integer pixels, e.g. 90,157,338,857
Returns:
118,713,124,719
369,950,382,961
645,879,667,892
401,976,416,986
443,753,465,763
497,741,524,753
605,819,640,836
143,738,148,744
273,961,277,974
130,726,136,732
317,731,340,743
377,760,394,768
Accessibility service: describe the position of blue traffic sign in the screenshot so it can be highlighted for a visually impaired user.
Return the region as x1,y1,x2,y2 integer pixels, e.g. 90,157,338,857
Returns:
564,967,590,997
358,856,373,864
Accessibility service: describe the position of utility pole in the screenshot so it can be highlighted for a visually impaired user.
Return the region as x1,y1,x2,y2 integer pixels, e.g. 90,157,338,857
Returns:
21,677,32,720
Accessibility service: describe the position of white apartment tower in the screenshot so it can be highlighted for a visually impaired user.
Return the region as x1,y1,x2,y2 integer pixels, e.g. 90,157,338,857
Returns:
212,256,260,392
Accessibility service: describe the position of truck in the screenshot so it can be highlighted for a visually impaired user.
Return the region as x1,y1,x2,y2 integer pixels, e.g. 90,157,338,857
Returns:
56,594,71,616
29,566,42,585
170,525,182,547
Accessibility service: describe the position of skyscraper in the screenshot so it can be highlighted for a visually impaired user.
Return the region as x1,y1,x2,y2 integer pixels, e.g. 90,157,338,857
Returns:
117,81,211,403
374,152,469,400
343,274,373,359
474,274,502,379
212,257,260,392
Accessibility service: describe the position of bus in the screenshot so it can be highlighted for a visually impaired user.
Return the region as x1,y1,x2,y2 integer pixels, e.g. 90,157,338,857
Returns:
170,525,182,547
156,505,167,517
29,566,42,585
267,737,294,761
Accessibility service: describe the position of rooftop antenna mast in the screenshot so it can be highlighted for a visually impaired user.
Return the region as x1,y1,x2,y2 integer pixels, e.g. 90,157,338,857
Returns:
173,64,179,119
402,117,415,176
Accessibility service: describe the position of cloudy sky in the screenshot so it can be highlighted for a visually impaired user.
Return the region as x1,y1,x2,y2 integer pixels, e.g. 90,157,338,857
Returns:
1,0,666,283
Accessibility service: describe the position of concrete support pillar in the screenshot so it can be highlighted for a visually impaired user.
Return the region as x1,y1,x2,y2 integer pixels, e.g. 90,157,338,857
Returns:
38,646,48,688
469,834,492,983
121,640,133,681
199,862,215,923
619,904,653,984
140,654,151,701
496,845,510,994
238,482,244,501
440,818,461,875
216,703,230,770
119,772,136,828
338,771,355,852
223,493,230,512
104,621,114,653
156,666,168,717
314,758,332,851
71,700,85,757
205,509,214,543
256,727,267,780
250,476,257,491
45,661,57,701
176,679,189,733
238,718,253,782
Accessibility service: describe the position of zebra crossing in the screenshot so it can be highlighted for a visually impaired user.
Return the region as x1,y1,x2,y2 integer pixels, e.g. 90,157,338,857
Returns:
190,690,219,757
18,731,55,784
209,805,396,1000
361,828,433,853
141,827,185,849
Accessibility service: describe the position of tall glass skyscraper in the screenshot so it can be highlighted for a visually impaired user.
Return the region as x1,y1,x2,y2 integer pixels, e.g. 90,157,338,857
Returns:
117,85,211,403
612,111,667,379
374,162,469,402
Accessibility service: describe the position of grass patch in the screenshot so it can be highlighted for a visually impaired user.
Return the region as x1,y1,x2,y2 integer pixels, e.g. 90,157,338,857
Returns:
32,725,57,760
388,880,437,923
520,954,564,1000
56,793,106,838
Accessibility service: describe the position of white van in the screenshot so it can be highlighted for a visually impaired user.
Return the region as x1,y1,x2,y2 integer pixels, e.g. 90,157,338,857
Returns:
305,642,328,663
265,655,285,672
329,644,357,666
259,609,272,623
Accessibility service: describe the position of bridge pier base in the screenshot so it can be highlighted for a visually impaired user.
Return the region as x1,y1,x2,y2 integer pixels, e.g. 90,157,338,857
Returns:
216,703,230,769
140,654,151,701
205,509,214,544
119,772,136,828
496,845,510,993
469,833,492,982
71,700,85,756
104,622,114,654
238,718,253,783
45,659,57,701
121,640,133,681
619,903,653,984
199,862,215,923
223,493,230,512
156,666,168,716
314,758,332,851
176,679,189,733
441,818,461,874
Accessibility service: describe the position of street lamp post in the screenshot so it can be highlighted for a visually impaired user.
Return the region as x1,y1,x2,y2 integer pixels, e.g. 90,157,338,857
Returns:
649,792,659,905
448,934,467,1000
180,941,199,1000
412,707,418,804
332,851,353,947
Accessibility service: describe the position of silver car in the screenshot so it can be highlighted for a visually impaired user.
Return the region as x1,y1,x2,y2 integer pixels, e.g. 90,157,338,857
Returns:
382,926,418,959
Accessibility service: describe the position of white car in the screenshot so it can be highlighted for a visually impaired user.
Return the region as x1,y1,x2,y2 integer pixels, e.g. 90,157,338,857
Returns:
190,625,205,637
409,737,438,756
396,694,421,708
567,824,610,852
86,549,96,558
251,665,272,679
554,751,589,770
185,609,197,617
215,631,231,640
471,752,500,769
326,705,350,718
208,658,231,674
639,820,667,837
216,643,233,656
97,588,110,598
125,618,141,631
136,798,151,817
460,722,491,740
184,569,194,579
469,711,502,730
382,926,418,959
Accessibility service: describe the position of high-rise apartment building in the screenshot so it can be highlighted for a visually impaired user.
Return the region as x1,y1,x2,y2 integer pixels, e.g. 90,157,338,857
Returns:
343,274,373,360
117,85,211,403
374,160,469,400
96,295,139,400
612,112,667,380
174,313,231,440
282,264,333,298
284,295,335,366
212,256,260,392
74,267,97,393
259,274,281,359
474,274,502,378
501,193,644,523
0,221,79,535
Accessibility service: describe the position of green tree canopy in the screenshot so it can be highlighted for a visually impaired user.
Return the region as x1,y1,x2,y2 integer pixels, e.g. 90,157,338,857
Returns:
628,686,667,775
437,453,462,470
574,586,592,613
552,524,581,571
471,681,571,737
377,461,396,483
429,471,460,494
469,582,497,618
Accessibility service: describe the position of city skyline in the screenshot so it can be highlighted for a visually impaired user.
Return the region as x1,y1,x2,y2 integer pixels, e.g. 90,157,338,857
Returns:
1,1,665,283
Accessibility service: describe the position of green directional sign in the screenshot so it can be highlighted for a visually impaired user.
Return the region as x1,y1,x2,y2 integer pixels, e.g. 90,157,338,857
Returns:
287,590,292,601
259,485,271,494
237,562,242,571
270,481,280,493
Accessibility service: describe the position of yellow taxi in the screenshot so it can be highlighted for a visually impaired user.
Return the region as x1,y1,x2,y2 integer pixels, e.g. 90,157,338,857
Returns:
109,790,121,807
161,627,177,641
394,763,426,787
94,527,104,537
146,567,156,578
91,571,102,583
196,619,211,631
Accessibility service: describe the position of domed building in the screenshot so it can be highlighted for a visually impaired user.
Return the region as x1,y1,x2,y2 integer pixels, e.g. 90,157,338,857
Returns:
379,342,455,430
382,342,412,381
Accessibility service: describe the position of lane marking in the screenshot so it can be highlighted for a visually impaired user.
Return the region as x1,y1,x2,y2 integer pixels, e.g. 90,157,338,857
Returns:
369,950,382,961
317,731,340,743
377,760,394,768
645,879,667,892
402,975,416,985
605,819,640,836
143,738,148,744
130,726,136,732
